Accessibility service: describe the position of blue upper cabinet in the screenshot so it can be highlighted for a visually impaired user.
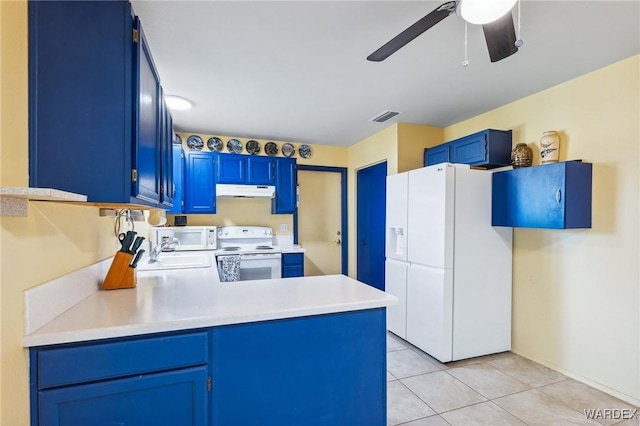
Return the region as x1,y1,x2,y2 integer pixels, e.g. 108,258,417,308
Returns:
272,158,297,214
492,161,592,229
425,129,512,169
215,154,275,185
133,17,162,205
167,144,184,214
159,93,174,208
424,144,449,166
184,152,216,214
216,154,246,183
246,156,275,185
28,1,171,208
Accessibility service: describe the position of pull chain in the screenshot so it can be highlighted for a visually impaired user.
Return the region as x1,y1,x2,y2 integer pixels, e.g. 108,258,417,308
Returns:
515,0,524,48
462,22,469,67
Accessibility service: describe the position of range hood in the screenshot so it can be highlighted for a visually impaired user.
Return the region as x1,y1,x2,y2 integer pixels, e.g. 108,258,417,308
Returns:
216,184,275,199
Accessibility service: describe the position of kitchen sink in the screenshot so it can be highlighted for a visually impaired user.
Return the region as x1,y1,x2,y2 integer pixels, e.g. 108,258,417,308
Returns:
137,254,212,271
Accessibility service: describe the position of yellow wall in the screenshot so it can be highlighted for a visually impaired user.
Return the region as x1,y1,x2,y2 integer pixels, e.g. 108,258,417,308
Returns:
0,2,118,424
397,123,443,173
444,55,640,404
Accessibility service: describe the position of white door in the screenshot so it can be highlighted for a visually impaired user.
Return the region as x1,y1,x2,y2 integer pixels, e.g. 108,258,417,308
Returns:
385,259,407,339
298,170,342,276
406,263,453,362
407,165,454,269
385,172,408,261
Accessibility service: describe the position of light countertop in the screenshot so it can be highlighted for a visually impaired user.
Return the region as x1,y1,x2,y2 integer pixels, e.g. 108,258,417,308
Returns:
24,264,396,347
277,245,306,253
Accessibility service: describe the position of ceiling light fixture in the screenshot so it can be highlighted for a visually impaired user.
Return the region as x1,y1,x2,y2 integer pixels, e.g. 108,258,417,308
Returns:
456,0,518,25
165,95,192,111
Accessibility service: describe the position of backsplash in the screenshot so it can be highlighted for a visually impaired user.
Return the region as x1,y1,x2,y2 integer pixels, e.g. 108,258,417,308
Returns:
167,197,293,235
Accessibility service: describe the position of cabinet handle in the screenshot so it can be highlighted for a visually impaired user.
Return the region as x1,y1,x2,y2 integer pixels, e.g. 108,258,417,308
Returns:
556,188,562,204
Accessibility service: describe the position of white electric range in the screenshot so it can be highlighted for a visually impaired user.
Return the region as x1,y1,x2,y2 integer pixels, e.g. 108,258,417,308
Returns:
215,226,281,281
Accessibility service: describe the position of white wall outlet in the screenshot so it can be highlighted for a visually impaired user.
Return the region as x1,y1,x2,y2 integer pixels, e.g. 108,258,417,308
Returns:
280,223,288,231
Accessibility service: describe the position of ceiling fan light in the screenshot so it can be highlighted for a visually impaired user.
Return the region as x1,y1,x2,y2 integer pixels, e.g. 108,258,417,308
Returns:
457,0,518,25
165,95,192,111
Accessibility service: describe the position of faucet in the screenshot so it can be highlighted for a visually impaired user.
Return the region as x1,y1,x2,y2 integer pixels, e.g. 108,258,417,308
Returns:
149,238,180,263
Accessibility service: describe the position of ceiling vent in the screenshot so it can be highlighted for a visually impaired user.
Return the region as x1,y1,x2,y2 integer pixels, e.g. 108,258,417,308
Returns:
370,110,401,123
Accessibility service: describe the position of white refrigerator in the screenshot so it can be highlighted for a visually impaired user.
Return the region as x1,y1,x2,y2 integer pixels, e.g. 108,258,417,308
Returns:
385,163,513,362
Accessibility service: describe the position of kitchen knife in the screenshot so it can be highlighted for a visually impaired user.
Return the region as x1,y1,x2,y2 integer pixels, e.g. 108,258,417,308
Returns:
130,236,145,254
130,249,145,268
120,231,136,253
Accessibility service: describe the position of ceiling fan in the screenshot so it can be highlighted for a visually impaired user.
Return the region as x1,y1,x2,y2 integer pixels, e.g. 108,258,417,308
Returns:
367,0,520,63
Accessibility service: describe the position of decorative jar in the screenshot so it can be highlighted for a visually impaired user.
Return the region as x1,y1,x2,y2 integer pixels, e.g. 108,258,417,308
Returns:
540,131,560,164
511,143,533,168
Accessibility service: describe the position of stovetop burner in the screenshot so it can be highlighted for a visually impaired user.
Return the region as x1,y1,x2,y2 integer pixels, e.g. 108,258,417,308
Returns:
221,246,241,251
256,245,274,250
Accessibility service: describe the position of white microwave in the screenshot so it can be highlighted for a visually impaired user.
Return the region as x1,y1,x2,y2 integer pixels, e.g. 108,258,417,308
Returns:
152,226,217,251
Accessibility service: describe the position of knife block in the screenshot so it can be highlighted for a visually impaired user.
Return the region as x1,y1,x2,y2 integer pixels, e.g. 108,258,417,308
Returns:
102,252,135,290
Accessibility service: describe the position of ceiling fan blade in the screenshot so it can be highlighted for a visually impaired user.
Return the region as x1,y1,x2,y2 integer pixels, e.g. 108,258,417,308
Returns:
367,1,457,62
482,11,519,63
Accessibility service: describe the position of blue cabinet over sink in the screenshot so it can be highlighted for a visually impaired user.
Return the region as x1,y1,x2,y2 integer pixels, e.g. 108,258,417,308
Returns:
424,129,512,169
28,1,174,208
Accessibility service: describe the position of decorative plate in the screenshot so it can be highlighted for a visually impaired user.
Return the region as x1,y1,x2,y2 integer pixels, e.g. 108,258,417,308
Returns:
227,139,243,154
282,143,295,158
173,133,182,145
299,144,312,158
186,135,204,150
246,140,261,155
265,142,278,156
207,136,223,152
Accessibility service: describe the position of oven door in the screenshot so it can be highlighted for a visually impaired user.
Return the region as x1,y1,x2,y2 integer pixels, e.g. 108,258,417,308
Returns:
238,253,281,281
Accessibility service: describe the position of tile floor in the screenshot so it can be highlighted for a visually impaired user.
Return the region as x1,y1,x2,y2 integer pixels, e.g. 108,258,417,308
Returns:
386,333,640,426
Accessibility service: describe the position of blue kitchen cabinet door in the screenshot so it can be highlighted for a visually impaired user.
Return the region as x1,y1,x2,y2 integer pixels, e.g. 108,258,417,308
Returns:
246,156,275,185
216,153,246,183
492,161,592,229
167,145,184,214
184,152,216,214
282,253,304,277
272,158,297,214
424,144,450,166
212,309,387,426
38,366,208,426
450,129,512,168
132,17,162,205
159,89,175,208
28,2,171,208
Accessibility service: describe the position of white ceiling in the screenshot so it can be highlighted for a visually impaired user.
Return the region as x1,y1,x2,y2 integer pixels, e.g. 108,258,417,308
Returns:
131,1,640,147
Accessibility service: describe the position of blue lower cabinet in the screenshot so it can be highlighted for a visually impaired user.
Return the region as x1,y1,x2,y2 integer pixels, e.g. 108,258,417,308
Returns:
31,311,388,425
282,253,304,277
212,309,387,426
492,161,592,229
32,331,209,426
39,367,208,426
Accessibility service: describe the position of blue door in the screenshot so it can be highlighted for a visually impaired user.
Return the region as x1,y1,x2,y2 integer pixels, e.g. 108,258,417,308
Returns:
356,162,387,290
